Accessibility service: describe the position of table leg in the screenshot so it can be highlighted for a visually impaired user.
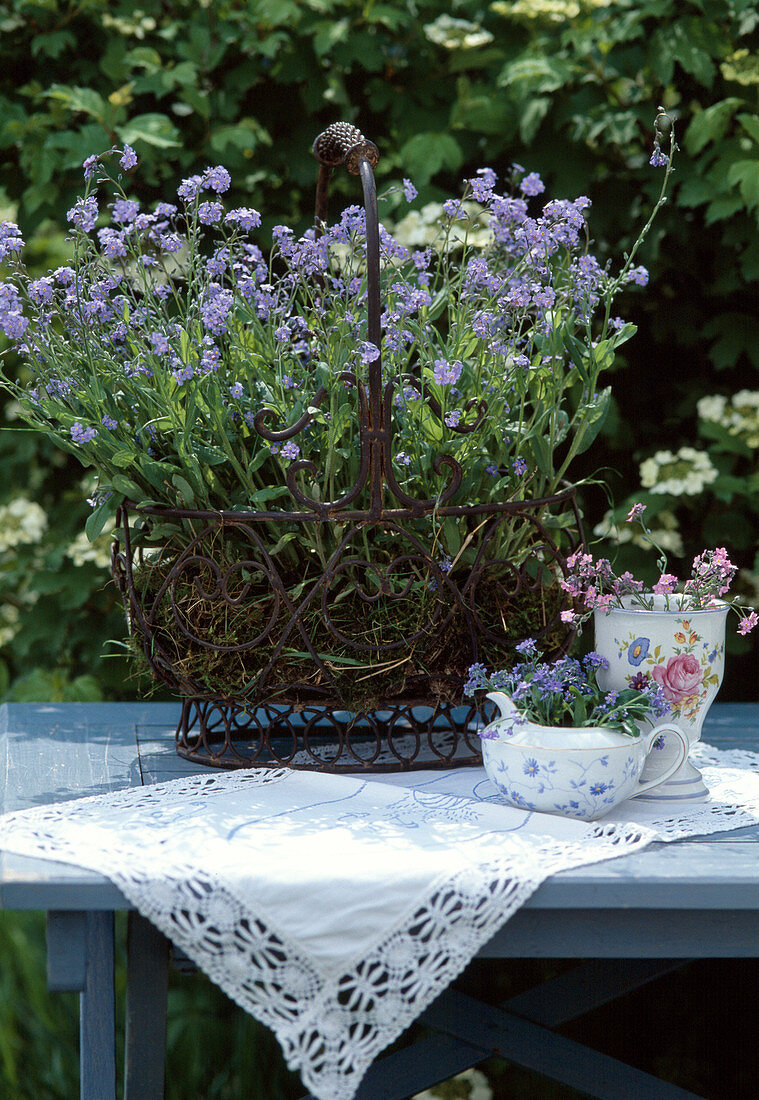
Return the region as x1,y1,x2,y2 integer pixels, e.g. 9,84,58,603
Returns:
47,910,117,1100
80,911,117,1100
124,910,169,1100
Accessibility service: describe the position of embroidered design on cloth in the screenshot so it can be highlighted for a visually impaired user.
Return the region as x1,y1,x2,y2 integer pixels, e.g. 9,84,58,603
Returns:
1,746,759,1100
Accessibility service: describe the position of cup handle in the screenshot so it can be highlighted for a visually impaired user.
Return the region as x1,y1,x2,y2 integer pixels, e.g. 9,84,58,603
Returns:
635,724,690,796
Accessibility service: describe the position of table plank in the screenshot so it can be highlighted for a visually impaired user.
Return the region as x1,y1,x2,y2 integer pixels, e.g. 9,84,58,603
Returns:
0,702,172,811
482,907,759,957
0,703,161,909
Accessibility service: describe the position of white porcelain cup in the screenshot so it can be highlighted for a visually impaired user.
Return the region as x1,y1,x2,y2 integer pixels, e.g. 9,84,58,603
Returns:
480,691,690,821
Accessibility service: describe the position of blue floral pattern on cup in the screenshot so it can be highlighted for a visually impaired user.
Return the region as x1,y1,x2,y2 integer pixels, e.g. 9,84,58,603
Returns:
482,743,642,821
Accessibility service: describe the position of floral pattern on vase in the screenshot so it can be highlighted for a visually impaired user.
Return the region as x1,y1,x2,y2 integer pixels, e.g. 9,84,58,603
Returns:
594,596,728,802
612,619,723,722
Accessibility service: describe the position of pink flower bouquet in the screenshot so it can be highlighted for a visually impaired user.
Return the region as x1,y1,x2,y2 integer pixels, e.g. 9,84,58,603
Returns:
560,503,758,635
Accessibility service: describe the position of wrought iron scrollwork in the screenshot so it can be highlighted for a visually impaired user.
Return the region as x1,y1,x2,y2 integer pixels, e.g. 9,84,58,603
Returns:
111,123,586,772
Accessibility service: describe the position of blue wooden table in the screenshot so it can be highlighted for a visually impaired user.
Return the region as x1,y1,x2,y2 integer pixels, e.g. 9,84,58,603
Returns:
2,701,759,1100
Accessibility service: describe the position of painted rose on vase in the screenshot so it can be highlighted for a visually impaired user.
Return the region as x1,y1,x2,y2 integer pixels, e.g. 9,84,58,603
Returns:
612,619,722,722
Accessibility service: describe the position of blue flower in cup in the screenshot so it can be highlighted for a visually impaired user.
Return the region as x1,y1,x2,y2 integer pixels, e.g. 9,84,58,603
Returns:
522,758,540,777
627,637,650,666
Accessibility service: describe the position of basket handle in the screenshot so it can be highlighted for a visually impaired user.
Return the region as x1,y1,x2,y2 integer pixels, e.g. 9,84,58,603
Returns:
313,124,382,422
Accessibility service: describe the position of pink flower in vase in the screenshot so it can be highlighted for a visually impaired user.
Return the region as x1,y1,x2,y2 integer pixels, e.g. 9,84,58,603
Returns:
651,654,703,709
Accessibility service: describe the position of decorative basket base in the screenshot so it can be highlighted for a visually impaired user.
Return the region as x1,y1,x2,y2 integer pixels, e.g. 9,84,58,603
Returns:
175,698,486,772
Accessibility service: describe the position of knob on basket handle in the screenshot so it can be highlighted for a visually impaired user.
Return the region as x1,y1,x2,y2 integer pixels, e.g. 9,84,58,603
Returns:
313,122,380,231
313,122,379,174
312,123,382,370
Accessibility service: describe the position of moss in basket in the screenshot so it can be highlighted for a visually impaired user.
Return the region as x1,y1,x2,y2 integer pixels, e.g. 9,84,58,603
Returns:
127,529,570,713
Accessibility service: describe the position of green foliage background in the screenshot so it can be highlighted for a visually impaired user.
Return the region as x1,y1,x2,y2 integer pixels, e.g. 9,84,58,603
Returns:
2,4,759,1092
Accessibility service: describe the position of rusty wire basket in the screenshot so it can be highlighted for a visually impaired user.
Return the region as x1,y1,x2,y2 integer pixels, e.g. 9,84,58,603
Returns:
111,123,585,772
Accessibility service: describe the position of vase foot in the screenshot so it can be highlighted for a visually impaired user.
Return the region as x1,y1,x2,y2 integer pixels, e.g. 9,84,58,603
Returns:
633,758,709,803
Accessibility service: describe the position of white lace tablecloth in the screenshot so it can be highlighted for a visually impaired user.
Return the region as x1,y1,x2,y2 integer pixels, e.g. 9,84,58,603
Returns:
1,741,759,1100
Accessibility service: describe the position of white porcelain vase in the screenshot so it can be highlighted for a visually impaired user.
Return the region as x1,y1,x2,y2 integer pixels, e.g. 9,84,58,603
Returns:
593,595,728,802
480,691,689,821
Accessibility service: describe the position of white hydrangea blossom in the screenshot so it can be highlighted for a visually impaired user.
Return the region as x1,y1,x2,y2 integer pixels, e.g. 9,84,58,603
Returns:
423,15,494,49
66,526,114,570
639,447,718,496
413,1068,493,1100
0,603,20,646
492,0,609,22
392,202,490,250
696,394,727,423
698,390,759,447
593,508,683,556
593,509,631,543
0,498,48,553
648,510,685,556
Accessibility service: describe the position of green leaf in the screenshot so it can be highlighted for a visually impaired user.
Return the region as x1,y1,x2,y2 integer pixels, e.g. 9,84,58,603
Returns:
171,474,196,505
248,485,292,505
573,387,612,456
8,669,104,704
398,133,463,187
283,649,366,668
427,288,449,322
572,696,587,726
698,419,752,458
62,675,104,703
498,54,572,95
111,450,135,468
137,458,176,493
442,517,462,556
563,330,589,382
451,77,516,137
210,120,270,155
738,113,759,147
706,194,746,224
651,21,716,88
195,445,228,467
312,18,350,58
45,84,108,120
249,448,271,474
685,98,743,155
678,175,722,208
110,474,143,499
518,97,550,144
120,113,180,150
266,532,297,557
178,328,192,363
527,434,552,477
124,46,163,72
727,158,759,210
31,31,77,59
177,86,211,120
0,658,10,699
589,336,621,373
702,312,759,370
740,236,759,280
418,404,444,443
41,125,114,172
84,494,120,542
